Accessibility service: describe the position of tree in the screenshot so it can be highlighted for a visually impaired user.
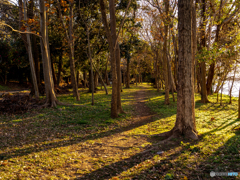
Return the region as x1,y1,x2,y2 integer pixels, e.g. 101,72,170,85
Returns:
56,0,80,101
39,0,59,107
162,0,198,140
23,0,39,99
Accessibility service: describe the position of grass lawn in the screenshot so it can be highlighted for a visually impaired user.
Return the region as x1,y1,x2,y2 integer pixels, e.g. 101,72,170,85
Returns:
0,85,10,91
0,83,240,179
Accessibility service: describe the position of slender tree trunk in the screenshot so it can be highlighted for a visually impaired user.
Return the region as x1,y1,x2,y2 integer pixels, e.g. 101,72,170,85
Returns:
57,0,79,101
92,63,108,95
57,51,62,86
83,70,87,88
76,70,80,87
192,2,197,95
39,0,58,107
126,59,130,88
100,0,118,117
23,0,39,99
104,58,110,85
69,3,79,100
229,65,237,104
29,0,40,88
87,27,94,105
51,59,57,85
111,8,124,113
238,88,240,119
200,0,210,103
156,50,159,92
163,0,170,105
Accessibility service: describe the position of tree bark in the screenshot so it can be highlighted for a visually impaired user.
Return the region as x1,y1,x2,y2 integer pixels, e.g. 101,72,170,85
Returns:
126,59,130,88
229,65,237,104
87,27,94,105
171,0,198,140
57,0,79,101
92,63,108,95
111,3,124,114
99,0,118,117
200,0,210,103
23,0,39,99
57,51,62,86
163,0,170,105
39,0,58,107
51,59,57,85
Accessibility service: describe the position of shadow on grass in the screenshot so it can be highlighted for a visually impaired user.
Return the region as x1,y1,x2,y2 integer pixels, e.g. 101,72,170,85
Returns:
0,85,173,162
189,133,240,180
75,139,184,180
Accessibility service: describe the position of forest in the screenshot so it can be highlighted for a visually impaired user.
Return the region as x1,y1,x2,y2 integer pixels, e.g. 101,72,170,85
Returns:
0,0,240,179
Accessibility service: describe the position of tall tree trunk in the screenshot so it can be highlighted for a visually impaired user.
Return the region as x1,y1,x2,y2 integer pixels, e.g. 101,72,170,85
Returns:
69,2,79,100
29,0,41,88
39,0,58,107
111,6,124,113
206,0,223,95
57,0,79,101
200,0,210,103
170,0,197,140
99,0,118,117
192,1,197,93
163,0,170,105
23,0,39,99
87,27,94,105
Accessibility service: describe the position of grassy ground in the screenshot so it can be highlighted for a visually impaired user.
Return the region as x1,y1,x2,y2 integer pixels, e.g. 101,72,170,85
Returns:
0,83,240,179
0,85,10,91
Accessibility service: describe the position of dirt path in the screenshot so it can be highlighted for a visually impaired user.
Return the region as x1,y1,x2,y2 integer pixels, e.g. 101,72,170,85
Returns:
72,86,157,179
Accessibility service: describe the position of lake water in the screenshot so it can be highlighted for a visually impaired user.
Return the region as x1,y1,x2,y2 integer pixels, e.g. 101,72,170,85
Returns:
213,80,240,97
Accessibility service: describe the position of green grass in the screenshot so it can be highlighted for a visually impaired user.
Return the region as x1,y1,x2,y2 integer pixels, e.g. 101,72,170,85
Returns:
0,83,240,179
0,85,10,91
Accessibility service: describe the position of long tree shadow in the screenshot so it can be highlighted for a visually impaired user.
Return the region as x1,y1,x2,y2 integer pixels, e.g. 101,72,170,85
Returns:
0,86,180,161
74,137,185,180
189,133,240,180
126,118,240,180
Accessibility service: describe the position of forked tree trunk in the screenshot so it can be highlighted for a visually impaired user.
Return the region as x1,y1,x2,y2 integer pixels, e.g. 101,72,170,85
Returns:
57,0,79,101
39,0,58,107
100,0,118,117
170,0,197,140
92,63,108,95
